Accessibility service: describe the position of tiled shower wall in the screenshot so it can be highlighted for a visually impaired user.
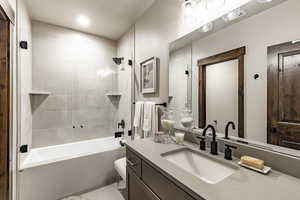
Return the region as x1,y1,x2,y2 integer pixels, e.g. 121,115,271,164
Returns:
31,21,118,148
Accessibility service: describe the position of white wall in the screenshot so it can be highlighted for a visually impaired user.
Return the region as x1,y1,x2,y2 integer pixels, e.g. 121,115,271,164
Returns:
206,60,238,136
121,0,300,143
133,0,182,102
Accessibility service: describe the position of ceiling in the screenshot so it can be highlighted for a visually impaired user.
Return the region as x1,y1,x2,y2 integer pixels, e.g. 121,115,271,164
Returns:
24,0,155,40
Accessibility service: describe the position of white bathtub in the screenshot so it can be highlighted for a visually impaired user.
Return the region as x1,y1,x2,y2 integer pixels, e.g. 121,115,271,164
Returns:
19,137,125,200
20,137,122,170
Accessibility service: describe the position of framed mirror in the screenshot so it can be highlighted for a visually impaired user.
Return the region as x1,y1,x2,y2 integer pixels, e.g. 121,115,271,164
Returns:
168,0,300,155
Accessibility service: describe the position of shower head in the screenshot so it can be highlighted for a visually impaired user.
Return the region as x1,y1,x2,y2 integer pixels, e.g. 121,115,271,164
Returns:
112,57,124,65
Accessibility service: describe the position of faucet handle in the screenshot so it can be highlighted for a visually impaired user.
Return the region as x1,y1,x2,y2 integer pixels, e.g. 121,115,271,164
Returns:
197,136,206,151
224,144,237,160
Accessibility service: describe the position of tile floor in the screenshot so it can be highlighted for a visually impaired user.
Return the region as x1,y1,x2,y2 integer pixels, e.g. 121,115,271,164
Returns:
62,183,124,200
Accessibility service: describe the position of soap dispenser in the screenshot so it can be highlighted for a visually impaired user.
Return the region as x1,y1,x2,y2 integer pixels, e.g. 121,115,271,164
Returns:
224,144,237,160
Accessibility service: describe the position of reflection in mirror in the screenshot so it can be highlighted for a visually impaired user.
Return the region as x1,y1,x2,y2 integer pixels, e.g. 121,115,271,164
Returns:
206,60,238,137
168,0,300,154
197,47,245,138
169,45,193,128
170,0,300,156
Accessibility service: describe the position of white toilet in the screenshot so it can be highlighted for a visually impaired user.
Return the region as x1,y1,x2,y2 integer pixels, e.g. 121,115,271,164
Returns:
114,157,126,189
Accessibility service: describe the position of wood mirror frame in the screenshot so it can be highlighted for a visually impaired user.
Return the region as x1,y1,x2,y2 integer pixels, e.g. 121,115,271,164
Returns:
197,46,246,138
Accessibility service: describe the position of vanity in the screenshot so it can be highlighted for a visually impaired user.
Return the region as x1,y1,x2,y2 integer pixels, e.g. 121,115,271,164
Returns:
126,139,300,200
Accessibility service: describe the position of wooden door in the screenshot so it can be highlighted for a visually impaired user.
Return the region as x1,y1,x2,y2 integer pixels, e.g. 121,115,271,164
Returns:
127,166,160,200
268,41,300,150
0,9,10,200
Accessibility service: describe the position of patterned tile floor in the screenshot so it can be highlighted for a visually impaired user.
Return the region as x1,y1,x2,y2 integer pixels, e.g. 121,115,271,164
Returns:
62,183,124,200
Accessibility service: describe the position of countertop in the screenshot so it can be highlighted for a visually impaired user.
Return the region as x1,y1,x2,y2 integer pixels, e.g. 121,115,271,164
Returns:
126,139,300,200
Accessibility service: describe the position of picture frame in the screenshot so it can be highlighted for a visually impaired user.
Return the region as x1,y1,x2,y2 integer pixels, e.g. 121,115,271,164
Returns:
140,57,158,94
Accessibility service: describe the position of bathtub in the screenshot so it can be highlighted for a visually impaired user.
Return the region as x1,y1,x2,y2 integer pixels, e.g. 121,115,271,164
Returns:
19,137,125,200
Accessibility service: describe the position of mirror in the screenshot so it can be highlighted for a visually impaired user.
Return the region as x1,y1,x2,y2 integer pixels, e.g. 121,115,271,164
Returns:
168,0,300,153
168,45,193,128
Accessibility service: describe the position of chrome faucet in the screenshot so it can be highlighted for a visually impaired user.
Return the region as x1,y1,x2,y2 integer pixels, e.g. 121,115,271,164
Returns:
225,121,235,140
203,125,218,155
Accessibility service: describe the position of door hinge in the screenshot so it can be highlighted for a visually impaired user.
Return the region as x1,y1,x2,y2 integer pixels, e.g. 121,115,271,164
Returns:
20,41,28,49
19,145,28,153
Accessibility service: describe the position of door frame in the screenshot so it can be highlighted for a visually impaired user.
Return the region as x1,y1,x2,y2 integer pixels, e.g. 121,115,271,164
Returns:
0,1,14,200
197,47,246,138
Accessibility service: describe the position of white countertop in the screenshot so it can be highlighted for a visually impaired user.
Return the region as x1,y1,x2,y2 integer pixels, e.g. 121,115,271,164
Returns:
126,139,300,200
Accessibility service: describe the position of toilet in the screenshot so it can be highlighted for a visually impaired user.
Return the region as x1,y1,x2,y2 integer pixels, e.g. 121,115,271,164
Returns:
114,157,126,188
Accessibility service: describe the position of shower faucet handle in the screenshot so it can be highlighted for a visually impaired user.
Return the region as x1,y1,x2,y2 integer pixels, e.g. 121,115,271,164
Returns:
118,120,125,129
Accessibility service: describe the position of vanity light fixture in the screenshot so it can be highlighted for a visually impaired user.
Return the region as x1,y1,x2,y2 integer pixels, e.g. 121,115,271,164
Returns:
183,0,195,11
201,22,213,32
256,0,273,3
223,8,246,22
183,0,196,21
77,15,90,27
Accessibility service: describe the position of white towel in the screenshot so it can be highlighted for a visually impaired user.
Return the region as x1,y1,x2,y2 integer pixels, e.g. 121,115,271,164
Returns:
143,102,156,137
133,102,144,129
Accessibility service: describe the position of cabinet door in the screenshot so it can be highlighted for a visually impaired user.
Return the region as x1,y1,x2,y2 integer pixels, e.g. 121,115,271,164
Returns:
142,161,197,200
127,167,160,200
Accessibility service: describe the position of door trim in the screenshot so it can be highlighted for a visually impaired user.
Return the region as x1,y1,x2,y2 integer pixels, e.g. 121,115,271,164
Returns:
197,47,246,138
0,4,11,200
0,0,14,24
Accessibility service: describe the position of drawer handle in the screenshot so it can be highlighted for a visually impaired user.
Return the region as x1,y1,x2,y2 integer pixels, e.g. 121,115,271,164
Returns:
282,140,300,146
127,159,138,167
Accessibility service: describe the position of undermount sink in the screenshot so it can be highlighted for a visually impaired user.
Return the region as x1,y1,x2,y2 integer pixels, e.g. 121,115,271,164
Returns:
161,148,238,184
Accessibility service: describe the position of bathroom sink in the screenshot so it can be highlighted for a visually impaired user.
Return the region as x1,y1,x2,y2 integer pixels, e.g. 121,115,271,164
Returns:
161,148,238,184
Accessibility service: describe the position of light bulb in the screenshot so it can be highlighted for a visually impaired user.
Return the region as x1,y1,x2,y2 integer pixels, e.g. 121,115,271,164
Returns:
202,22,213,32
223,8,246,22
77,15,90,27
183,0,196,25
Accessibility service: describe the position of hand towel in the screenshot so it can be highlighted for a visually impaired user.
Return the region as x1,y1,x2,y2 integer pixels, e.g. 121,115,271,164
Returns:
143,102,156,137
133,101,144,129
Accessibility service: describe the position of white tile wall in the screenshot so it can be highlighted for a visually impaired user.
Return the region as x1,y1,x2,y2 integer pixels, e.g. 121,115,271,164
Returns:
31,21,119,147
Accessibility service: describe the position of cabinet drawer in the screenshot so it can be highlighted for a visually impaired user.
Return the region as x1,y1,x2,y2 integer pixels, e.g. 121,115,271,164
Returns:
142,161,195,200
126,148,142,177
127,166,160,200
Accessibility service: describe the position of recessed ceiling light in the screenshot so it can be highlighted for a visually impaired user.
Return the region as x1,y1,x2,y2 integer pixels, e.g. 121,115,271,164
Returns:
256,0,273,3
223,8,246,22
202,22,213,32
77,15,90,27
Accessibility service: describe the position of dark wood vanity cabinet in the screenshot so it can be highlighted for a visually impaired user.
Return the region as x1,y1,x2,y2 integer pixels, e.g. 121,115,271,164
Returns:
126,147,204,200
127,167,160,200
